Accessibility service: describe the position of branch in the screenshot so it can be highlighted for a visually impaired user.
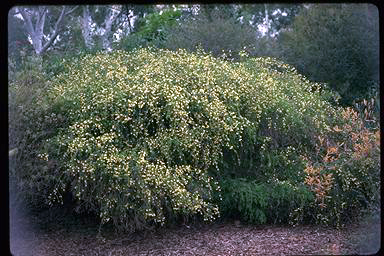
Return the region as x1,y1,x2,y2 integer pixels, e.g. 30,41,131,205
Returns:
111,7,123,23
102,6,122,28
19,7,35,36
9,148,18,158
37,6,46,25
40,6,66,54
36,7,47,39
65,6,79,16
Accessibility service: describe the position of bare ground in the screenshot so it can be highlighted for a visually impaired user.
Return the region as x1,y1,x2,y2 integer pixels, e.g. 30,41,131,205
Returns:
9,193,380,256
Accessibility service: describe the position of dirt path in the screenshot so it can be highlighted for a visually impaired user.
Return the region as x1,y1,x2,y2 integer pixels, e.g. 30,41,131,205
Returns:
10,194,380,256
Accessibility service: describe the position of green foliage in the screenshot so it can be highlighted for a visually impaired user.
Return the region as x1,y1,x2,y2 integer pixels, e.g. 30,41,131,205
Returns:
13,48,344,231
258,146,306,184
219,178,314,225
137,9,182,42
163,9,259,60
116,33,149,52
125,5,156,33
219,57,339,178
278,4,379,105
117,8,182,51
42,54,70,77
9,55,66,209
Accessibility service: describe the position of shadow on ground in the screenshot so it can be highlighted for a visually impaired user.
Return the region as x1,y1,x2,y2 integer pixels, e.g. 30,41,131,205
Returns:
10,188,380,256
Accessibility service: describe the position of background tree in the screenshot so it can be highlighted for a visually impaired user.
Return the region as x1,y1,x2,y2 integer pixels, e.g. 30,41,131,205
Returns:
83,5,123,52
158,4,302,59
117,7,182,51
237,4,302,37
10,4,303,60
162,7,260,60
8,8,34,72
278,4,379,105
15,6,78,56
115,5,190,51
125,4,156,33
80,6,94,49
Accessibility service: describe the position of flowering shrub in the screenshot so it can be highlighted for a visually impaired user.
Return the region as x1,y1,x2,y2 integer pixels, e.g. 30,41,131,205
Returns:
13,48,344,231
219,56,339,178
303,104,380,225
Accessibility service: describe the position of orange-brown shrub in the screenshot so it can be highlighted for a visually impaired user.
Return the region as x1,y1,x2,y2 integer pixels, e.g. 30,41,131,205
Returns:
303,102,380,225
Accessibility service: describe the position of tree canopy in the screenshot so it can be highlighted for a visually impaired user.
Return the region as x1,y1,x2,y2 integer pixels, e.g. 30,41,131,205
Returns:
278,4,379,105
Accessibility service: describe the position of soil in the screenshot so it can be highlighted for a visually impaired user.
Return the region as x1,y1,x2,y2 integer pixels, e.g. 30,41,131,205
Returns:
9,193,380,256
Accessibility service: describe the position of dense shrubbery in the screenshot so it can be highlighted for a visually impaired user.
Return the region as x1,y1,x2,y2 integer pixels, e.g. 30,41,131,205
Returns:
9,55,58,207
303,105,380,225
9,48,379,231
219,55,339,180
219,178,314,225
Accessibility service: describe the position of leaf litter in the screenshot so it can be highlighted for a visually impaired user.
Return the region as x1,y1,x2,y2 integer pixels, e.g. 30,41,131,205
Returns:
10,202,380,256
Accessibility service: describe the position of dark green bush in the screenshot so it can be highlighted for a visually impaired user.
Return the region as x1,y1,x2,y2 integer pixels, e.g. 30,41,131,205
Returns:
219,178,314,225
9,55,67,209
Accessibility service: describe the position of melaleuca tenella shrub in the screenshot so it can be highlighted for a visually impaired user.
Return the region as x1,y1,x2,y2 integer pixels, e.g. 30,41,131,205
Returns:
23,48,340,231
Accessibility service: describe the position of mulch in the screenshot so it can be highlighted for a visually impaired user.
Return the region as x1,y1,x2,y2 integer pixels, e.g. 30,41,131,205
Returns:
9,194,380,256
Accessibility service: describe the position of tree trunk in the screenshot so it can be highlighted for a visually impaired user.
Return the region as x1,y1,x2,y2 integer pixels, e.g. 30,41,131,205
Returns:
20,7,46,55
264,4,270,37
18,6,77,56
100,6,121,52
81,6,94,49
